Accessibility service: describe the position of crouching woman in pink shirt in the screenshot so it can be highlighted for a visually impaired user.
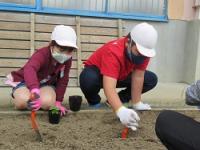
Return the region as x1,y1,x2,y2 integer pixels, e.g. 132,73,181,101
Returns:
5,25,78,116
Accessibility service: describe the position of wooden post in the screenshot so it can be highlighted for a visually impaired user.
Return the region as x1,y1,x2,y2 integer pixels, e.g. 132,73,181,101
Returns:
30,13,35,56
76,16,82,86
118,19,123,38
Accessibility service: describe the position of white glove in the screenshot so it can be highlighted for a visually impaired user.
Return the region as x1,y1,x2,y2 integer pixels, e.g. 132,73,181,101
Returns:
116,106,140,131
132,102,151,111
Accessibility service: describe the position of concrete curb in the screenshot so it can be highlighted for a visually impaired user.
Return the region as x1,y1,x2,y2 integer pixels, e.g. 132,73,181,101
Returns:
0,109,112,115
0,107,199,115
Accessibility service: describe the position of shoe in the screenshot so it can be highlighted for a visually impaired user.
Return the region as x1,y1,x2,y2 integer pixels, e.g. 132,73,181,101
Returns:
89,103,101,109
132,102,151,111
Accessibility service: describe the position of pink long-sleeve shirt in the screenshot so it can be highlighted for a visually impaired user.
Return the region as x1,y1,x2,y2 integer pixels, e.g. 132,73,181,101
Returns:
11,46,72,102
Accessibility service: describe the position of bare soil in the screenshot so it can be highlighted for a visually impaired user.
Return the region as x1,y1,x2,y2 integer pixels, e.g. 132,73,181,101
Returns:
0,110,199,150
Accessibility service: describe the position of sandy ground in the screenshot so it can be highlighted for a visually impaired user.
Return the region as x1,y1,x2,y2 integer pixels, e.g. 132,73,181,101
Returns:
0,110,200,150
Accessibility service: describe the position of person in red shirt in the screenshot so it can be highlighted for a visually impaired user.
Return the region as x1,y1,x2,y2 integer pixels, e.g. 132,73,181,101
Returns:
5,25,78,116
80,22,158,130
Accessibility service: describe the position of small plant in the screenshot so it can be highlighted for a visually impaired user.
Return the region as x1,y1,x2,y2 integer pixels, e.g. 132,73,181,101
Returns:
49,106,60,114
48,106,61,124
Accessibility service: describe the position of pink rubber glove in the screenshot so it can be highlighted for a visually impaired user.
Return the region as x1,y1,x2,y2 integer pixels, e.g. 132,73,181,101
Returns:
55,101,68,116
28,88,42,111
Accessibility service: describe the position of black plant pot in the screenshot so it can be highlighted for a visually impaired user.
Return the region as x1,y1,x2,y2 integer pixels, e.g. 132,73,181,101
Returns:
48,109,61,124
69,95,82,112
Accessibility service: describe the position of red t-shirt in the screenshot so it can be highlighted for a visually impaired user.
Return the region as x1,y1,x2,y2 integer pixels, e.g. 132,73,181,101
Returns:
84,37,150,80
11,46,71,102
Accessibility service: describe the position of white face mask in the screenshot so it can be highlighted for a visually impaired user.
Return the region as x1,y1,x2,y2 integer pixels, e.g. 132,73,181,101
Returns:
51,47,72,64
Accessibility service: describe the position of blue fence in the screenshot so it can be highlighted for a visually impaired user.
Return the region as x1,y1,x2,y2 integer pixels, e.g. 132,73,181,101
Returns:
0,0,168,22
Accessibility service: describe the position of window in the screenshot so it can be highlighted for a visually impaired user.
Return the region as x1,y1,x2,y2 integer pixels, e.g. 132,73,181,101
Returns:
0,0,34,5
0,0,168,21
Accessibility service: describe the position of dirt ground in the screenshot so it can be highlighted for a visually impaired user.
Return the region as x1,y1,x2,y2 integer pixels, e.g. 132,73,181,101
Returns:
0,110,199,150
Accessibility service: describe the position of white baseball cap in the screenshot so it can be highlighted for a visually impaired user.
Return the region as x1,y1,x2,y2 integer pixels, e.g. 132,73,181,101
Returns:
51,25,78,49
130,22,158,57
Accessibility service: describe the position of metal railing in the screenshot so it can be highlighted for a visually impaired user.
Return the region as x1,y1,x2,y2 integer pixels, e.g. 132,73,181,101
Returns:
0,0,168,21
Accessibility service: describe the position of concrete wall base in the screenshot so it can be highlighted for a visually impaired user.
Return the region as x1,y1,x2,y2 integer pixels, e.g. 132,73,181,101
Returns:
0,82,190,109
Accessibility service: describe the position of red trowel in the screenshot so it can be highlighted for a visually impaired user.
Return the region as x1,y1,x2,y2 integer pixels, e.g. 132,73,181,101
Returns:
121,127,129,139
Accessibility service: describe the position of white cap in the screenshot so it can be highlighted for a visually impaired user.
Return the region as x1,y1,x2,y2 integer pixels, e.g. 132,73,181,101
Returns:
51,25,78,49
130,22,158,57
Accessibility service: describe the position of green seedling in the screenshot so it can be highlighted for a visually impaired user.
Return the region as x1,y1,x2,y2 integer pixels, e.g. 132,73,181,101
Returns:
49,106,60,114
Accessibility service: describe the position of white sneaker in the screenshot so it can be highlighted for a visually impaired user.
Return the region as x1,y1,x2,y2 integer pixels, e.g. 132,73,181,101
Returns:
132,102,151,111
